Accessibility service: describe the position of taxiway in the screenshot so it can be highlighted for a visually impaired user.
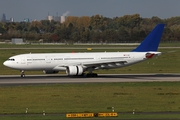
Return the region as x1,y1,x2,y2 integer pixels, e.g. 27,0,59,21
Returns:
0,74,180,86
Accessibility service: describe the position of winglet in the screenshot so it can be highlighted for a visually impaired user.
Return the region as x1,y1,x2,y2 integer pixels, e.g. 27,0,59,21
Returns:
132,24,165,52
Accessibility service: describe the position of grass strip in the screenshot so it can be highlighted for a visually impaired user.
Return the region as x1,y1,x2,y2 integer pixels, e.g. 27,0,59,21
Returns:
1,82,180,114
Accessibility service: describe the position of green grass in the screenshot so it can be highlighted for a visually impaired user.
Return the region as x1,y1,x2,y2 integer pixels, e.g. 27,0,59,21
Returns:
1,82,180,114
0,42,180,48
0,82,180,119
0,43,137,48
159,42,180,47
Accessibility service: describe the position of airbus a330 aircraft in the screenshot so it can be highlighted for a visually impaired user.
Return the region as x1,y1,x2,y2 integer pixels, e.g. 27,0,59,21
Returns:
3,24,165,77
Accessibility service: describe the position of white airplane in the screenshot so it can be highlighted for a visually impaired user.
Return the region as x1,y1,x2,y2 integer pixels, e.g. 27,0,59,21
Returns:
3,24,165,77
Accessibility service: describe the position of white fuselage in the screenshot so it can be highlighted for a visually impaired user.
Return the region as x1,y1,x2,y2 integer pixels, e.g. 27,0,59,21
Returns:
3,51,161,71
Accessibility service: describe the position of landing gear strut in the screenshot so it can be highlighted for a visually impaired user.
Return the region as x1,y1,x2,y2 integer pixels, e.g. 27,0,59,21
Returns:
21,70,25,77
85,68,98,77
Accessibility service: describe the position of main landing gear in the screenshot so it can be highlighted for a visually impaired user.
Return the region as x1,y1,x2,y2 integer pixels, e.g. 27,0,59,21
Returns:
80,73,98,77
86,73,98,77
21,70,25,77
84,68,98,77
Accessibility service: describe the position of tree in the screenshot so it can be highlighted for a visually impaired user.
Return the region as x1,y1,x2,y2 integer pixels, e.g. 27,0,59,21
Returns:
90,14,104,30
170,25,180,40
0,23,5,33
151,16,163,24
117,27,129,42
50,34,59,42
116,14,142,37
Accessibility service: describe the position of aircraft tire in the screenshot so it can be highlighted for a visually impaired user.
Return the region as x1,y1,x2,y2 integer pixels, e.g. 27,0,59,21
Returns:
21,74,25,77
86,73,98,77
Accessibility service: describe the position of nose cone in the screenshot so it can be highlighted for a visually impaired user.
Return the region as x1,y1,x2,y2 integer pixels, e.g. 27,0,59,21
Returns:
3,61,9,67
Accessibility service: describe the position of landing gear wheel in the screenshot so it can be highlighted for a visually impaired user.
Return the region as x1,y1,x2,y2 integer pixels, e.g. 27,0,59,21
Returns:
20,70,25,78
21,74,25,78
93,73,98,77
86,73,98,77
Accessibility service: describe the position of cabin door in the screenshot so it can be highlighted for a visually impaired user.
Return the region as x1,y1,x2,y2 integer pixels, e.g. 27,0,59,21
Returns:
21,57,26,64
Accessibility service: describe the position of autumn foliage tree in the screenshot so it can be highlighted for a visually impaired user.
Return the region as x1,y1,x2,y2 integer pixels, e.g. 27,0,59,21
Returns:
0,14,180,43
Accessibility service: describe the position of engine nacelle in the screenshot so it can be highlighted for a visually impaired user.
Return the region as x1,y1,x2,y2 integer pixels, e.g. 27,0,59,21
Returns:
66,66,84,76
43,70,59,74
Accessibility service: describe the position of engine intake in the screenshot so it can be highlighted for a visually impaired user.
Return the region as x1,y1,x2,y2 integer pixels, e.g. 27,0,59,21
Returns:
66,66,84,76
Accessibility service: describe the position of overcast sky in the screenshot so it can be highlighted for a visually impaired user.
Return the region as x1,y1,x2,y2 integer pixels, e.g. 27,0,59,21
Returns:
0,0,180,22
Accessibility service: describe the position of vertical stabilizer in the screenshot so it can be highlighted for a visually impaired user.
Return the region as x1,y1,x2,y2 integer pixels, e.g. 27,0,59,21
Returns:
132,24,165,52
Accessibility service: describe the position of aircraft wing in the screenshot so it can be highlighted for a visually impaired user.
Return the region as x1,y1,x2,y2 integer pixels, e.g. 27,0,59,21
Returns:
57,59,127,69
81,60,127,68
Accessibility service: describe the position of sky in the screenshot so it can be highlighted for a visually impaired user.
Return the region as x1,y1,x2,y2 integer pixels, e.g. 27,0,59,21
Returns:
0,0,180,22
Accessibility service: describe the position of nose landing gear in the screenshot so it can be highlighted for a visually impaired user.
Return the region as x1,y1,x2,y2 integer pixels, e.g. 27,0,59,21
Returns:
21,70,25,77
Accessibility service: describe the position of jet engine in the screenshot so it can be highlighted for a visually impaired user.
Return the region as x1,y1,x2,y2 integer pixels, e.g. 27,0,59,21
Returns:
66,66,84,76
43,70,59,74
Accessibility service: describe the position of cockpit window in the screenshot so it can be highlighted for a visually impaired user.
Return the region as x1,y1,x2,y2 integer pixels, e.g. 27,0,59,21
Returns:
8,58,15,61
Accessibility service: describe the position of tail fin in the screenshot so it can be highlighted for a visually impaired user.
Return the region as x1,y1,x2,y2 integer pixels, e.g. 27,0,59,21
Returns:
132,24,165,52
